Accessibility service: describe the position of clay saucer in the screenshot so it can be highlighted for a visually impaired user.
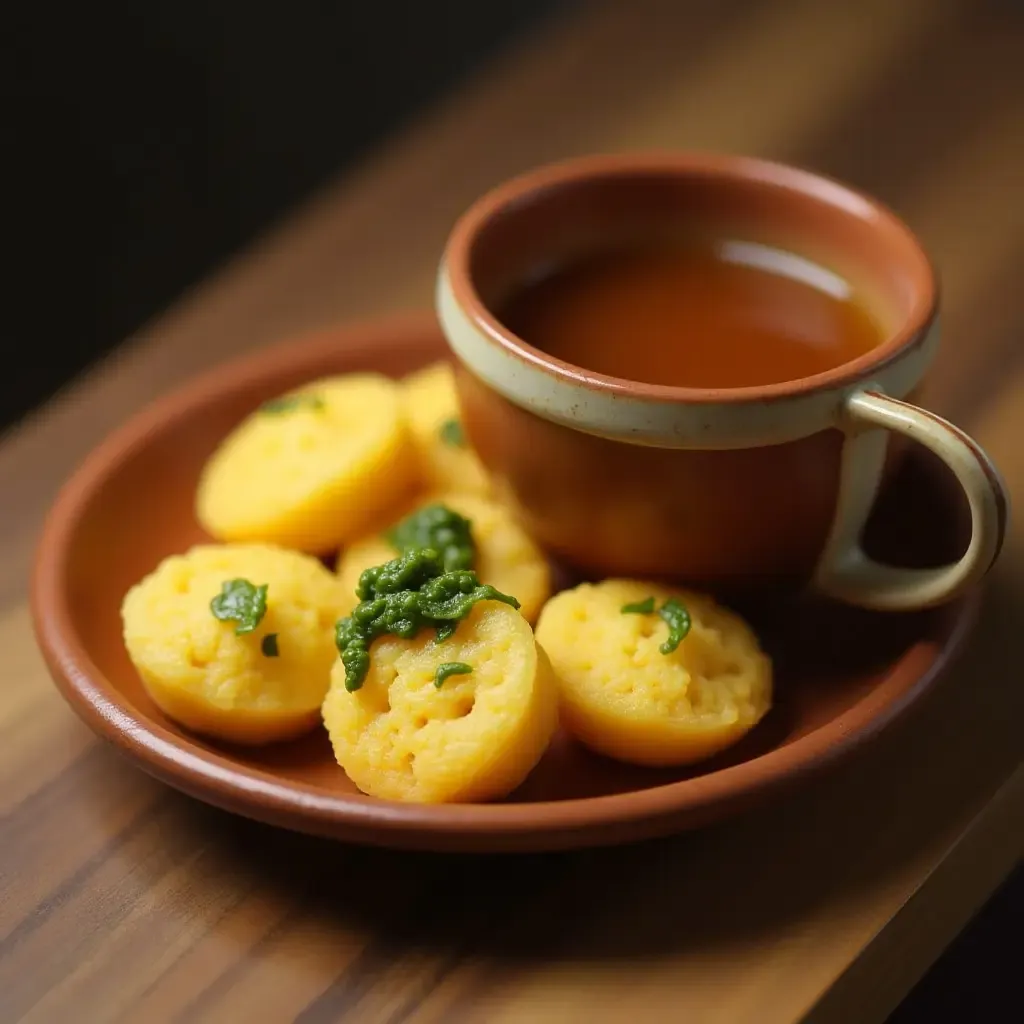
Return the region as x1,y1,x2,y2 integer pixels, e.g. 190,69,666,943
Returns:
31,312,978,852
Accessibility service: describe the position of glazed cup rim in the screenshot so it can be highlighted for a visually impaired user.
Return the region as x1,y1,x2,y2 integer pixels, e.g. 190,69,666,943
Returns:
442,151,939,405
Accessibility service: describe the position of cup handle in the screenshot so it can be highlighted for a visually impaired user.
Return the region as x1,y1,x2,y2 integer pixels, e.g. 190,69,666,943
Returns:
813,389,1009,610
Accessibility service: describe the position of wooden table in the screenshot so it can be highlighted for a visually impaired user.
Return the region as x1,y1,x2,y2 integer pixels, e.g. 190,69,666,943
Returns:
3,1,1022,1020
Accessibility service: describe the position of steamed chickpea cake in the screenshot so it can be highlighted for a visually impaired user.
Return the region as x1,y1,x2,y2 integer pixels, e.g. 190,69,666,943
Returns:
196,374,417,553
401,362,492,496
536,580,772,767
324,600,558,804
121,544,349,745
336,492,552,623
323,546,557,802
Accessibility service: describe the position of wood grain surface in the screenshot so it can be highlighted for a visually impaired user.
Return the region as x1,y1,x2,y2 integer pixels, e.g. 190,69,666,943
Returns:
3,0,1023,1021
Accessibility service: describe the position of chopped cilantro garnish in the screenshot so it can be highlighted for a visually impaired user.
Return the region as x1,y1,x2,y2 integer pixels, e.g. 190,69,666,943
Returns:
210,578,268,635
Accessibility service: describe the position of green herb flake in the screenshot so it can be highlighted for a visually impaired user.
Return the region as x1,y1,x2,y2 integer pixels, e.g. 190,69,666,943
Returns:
386,503,475,572
657,598,692,655
434,661,472,688
210,579,268,635
260,394,325,415
261,633,279,657
621,595,692,655
434,621,458,644
335,548,519,692
439,417,465,447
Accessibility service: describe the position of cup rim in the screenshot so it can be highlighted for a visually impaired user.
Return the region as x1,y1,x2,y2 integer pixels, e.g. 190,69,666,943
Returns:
443,151,939,405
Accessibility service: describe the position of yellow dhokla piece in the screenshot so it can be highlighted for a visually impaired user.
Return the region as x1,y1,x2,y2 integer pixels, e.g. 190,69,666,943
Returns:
401,361,491,496
197,374,418,552
536,579,771,767
322,602,558,802
122,544,349,744
335,491,551,623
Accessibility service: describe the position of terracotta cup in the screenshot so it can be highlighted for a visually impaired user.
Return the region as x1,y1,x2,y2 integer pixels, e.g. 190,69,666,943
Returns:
437,153,1008,609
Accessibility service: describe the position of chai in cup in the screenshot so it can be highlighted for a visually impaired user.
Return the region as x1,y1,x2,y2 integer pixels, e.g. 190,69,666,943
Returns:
438,153,1006,611
498,237,883,390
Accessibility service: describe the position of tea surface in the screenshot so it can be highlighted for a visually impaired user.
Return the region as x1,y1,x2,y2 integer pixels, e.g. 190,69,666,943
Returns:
498,240,882,388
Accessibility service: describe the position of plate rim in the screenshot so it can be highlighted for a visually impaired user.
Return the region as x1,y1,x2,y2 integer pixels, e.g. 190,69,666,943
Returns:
30,311,980,849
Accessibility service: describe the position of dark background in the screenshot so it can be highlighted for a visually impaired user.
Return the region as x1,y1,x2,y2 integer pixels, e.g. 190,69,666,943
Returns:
2,2,1018,1019
3,0,565,430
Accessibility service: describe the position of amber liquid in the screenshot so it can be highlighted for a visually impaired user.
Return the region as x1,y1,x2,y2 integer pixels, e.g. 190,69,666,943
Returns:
498,240,883,388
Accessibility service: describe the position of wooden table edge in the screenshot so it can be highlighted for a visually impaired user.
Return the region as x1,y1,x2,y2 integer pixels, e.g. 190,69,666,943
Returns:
804,762,1024,1023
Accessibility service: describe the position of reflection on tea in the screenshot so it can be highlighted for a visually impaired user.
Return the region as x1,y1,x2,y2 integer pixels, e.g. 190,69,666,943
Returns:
498,239,882,389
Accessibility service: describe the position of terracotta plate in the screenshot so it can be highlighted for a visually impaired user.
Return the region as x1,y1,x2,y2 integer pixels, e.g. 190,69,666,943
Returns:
31,312,978,852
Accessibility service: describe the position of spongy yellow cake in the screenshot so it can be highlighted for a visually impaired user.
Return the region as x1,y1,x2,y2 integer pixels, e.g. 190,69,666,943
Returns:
536,579,771,766
122,544,349,744
335,492,551,623
401,361,492,496
322,602,558,802
197,374,417,552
